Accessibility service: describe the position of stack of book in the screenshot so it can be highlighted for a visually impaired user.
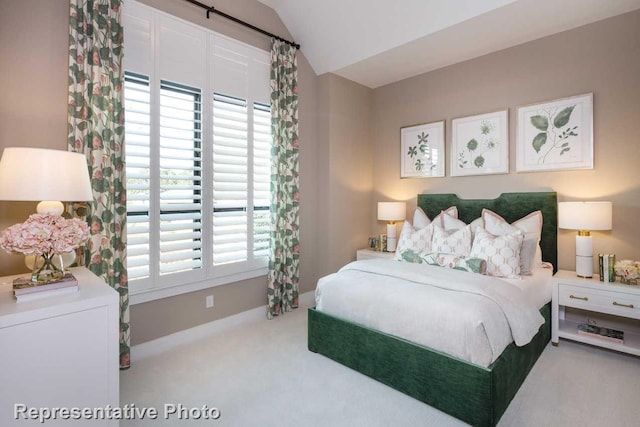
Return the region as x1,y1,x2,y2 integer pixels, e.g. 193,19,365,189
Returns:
13,273,78,302
598,254,616,282
577,323,624,344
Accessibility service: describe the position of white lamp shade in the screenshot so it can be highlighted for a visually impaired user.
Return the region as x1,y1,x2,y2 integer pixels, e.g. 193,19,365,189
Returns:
558,201,612,231
0,147,93,202
377,202,406,222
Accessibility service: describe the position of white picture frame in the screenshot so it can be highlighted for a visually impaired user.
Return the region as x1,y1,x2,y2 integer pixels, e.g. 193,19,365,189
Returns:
516,93,593,172
451,110,509,177
400,121,445,178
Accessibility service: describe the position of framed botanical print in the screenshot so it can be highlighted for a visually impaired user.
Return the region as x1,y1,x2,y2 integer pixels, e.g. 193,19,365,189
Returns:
400,121,445,178
451,110,509,177
516,93,593,172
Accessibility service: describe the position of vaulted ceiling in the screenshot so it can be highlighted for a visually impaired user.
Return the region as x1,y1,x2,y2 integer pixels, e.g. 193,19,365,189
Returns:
257,0,640,88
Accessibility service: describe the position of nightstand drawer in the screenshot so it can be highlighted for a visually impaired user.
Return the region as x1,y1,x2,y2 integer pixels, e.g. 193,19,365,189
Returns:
558,284,640,319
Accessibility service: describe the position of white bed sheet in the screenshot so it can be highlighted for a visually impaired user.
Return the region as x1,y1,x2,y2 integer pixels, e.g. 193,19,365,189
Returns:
503,264,553,309
315,260,552,368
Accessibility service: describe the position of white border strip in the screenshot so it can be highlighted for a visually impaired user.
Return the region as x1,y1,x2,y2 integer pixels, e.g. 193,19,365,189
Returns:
132,290,315,361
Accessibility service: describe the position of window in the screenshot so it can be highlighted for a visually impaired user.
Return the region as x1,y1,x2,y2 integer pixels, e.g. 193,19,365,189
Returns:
124,1,271,303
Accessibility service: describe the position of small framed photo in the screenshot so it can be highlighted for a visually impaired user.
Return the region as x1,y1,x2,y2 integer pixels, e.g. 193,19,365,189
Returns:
516,93,593,172
451,110,509,177
400,121,445,178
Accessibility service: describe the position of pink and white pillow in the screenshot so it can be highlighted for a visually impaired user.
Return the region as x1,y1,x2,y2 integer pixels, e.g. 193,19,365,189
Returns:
432,225,472,256
470,228,524,278
396,206,459,261
394,221,435,261
482,209,542,275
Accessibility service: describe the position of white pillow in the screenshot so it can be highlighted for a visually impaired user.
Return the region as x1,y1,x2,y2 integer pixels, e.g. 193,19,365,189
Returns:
442,211,466,231
482,209,542,275
432,225,472,256
470,228,524,278
394,221,435,261
413,206,458,230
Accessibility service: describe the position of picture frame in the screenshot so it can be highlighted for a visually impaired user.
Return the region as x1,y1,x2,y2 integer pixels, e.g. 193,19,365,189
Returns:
516,93,593,172
451,110,509,177
400,121,445,178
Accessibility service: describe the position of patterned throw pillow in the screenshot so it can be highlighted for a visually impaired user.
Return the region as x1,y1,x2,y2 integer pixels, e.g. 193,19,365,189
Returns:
422,252,487,274
482,209,542,275
398,250,486,274
432,225,472,256
470,227,524,278
394,221,435,261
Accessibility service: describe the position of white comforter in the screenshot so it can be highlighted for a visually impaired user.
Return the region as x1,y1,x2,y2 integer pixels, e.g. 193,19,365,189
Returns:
315,259,546,367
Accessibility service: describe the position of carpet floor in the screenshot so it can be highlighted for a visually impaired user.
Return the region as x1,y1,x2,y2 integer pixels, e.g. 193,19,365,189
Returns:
121,304,640,426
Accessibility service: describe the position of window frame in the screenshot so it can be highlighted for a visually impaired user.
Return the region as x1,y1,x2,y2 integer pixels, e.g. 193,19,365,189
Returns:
124,0,271,305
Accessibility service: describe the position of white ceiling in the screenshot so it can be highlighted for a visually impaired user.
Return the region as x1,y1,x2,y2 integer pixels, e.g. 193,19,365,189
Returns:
257,0,640,88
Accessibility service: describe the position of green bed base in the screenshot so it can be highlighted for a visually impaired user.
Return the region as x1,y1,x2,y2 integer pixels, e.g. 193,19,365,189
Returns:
308,303,551,427
307,192,557,426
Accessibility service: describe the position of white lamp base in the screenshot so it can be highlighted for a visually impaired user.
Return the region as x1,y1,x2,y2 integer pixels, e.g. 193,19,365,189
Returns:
575,234,593,278
36,200,65,215
386,223,397,252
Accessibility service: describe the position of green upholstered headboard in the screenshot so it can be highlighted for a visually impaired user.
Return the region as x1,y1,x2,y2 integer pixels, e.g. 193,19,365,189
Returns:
417,192,558,273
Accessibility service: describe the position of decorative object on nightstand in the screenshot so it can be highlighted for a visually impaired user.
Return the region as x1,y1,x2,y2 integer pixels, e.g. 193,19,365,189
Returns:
0,213,89,284
558,201,612,278
378,202,406,252
614,259,640,285
0,147,93,277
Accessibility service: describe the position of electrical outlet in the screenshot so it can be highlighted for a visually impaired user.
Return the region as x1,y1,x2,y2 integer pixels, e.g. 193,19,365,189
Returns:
206,295,214,308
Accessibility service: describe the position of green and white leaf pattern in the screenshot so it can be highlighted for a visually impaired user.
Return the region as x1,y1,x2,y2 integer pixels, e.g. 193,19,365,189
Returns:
267,40,299,319
528,104,578,163
67,0,129,369
457,119,500,169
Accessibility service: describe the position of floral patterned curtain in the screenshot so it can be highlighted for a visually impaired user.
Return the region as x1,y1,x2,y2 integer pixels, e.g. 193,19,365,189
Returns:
68,0,130,369
267,40,300,319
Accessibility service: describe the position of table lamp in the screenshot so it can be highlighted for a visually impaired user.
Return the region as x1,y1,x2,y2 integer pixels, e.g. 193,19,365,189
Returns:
558,201,612,278
0,147,93,269
377,202,406,252
0,147,93,215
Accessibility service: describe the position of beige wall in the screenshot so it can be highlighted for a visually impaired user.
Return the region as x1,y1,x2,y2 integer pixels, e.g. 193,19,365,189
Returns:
316,74,373,277
0,0,69,274
370,10,640,272
0,0,321,345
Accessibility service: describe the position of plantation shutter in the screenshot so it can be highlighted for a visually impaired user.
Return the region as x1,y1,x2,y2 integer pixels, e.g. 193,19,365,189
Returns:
212,93,248,266
124,72,152,282
158,81,203,276
253,102,271,258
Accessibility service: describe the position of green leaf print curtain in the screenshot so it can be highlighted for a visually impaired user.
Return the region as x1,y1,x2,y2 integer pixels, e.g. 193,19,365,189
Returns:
267,40,300,319
68,0,130,369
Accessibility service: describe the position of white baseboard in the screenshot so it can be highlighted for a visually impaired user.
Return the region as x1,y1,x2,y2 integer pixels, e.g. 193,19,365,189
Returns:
132,290,315,361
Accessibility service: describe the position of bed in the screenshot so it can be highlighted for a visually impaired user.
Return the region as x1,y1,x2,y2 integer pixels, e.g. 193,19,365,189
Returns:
308,192,557,427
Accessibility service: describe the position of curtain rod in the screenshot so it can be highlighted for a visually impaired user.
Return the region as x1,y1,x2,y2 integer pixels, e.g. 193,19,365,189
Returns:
182,0,300,50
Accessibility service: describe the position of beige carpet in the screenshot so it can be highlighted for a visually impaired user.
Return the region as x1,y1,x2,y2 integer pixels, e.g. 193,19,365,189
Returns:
121,305,640,426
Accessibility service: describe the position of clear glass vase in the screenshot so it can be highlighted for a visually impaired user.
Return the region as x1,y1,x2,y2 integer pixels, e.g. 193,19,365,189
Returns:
31,253,65,283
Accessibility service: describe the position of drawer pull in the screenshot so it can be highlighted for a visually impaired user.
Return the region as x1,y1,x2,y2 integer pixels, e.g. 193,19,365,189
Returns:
613,301,634,309
569,295,588,301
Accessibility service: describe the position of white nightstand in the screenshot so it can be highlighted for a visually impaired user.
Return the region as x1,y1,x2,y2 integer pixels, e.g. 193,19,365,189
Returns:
0,267,119,426
552,269,640,356
356,249,396,260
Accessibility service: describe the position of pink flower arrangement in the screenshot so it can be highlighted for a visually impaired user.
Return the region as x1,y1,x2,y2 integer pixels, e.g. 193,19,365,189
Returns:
0,213,90,256
614,260,640,281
